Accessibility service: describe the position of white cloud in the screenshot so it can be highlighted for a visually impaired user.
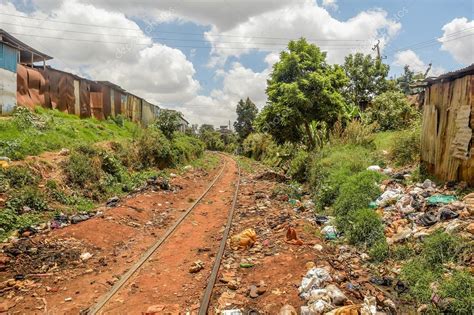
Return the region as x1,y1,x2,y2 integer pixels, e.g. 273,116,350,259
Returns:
0,1,200,105
178,62,271,126
439,17,474,65
205,1,401,65
322,0,338,10
393,50,445,76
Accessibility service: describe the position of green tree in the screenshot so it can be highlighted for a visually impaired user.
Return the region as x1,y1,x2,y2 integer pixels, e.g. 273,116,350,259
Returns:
234,97,258,141
155,110,182,139
366,91,419,130
199,124,215,134
397,65,425,95
255,38,347,148
343,53,389,109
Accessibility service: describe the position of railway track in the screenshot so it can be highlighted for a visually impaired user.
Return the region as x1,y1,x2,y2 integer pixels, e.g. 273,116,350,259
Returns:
87,154,241,314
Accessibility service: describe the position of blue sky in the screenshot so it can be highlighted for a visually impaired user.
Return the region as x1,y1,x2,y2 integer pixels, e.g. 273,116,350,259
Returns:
2,0,473,125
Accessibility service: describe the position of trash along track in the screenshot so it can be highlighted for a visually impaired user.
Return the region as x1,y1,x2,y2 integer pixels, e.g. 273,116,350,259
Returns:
0,154,227,314
90,154,240,314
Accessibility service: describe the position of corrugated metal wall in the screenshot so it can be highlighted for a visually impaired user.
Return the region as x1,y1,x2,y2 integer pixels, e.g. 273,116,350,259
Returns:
0,68,17,114
0,43,17,73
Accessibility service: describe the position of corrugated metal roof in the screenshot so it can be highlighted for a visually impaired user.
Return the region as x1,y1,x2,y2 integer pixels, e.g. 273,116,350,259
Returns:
0,29,53,62
425,64,474,84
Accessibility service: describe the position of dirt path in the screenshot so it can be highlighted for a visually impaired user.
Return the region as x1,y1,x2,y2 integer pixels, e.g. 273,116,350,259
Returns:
0,155,232,314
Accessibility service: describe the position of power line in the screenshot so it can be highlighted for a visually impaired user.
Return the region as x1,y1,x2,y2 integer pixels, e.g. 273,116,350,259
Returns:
0,12,368,41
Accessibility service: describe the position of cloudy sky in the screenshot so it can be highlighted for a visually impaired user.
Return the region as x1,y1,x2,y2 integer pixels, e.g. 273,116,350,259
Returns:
1,0,473,126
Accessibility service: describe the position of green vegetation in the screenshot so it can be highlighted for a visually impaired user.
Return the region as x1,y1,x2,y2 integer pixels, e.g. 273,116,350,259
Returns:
155,110,183,139
0,107,138,160
234,97,258,141
0,108,206,240
389,123,421,166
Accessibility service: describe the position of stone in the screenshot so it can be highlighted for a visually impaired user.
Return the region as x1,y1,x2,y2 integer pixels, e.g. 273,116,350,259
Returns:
279,304,297,315
466,222,474,234
249,285,259,298
189,260,204,273
383,298,397,312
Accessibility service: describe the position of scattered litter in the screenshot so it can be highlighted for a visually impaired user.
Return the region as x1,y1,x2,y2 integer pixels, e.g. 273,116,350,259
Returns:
230,228,257,250
426,194,456,205
221,310,243,315
360,296,377,315
70,214,91,224
58,148,70,156
239,263,254,268
64,297,72,302
106,196,120,207
321,225,337,240
376,189,402,207
80,252,93,261
298,267,332,300
314,215,329,225
285,227,303,245
279,304,297,315
367,165,382,172
189,260,204,273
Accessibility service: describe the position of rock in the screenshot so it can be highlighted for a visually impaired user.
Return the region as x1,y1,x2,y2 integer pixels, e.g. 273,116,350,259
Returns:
227,280,239,290
189,260,204,273
361,296,377,315
249,285,259,298
279,304,297,315
305,261,316,270
70,214,90,224
313,244,323,252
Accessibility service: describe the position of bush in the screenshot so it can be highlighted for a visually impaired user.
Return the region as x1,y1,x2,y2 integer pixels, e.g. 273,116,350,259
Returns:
369,239,390,262
64,150,102,188
346,208,385,247
242,133,275,161
333,170,383,221
367,91,419,131
287,149,309,182
6,187,49,213
400,259,440,304
389,124,421,166
309,144,381,210
136,128,173,169
390,244,415,260
172,133,205,164
421,230,461,266
439,271,474,314
1,165,38,189
330,120,377,147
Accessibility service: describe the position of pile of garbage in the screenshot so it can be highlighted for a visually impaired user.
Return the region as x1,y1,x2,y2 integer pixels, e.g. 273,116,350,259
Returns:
370,174,474,244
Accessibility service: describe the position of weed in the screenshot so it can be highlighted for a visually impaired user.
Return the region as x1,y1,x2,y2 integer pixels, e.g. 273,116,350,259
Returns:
400,259,440,304
64,151,102,188
439,271,474,314
390,244,415,260
369,239,390,262
136,128,173,169
421,230,461,266
287,149,309,182
6,187,49,213
389,124,421,166
2,165,38,189
333,170,383,223
345,208,385,247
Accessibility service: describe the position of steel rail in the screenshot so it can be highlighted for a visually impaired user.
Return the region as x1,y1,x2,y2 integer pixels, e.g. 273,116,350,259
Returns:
87,155,229,315
199,156,241,315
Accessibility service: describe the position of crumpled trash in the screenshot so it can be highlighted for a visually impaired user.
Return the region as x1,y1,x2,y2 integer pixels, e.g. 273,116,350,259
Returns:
308,299,332,314
221,310,242,315
70,214,90,224
286,227,303,245
370,276,392,286
395,280,408,294
360,296,377,315
314,215,329,225
376,189,402,207
80,252,93,261
426,195,457,205
325,284,348,305
299,267,332,300
422,179,435,189
321,225,337,240
367,165,382,172
438,207,459,221
106,196,120,207
417,212,438,226
230,228,257,250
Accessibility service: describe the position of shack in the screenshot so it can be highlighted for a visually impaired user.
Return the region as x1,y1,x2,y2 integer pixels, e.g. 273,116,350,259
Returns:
421,64,474,184
0,29,52,114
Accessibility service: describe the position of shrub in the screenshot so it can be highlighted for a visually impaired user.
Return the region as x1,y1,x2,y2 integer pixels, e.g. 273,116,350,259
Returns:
330,120,377,147
6,187,49,213
333,170,383,221
135,128,173,169
369,239,390,262
309,144,380,210
172,134,205,164
439,271,474,314
242,133,275,161
367,91,419,131
346,208,385,247
390,244,416,260
287,149,309,182
64,150,102,188
1,165,38,189
421,230,461,266
389,124,421,166
0,208,18,232
400,259,440,304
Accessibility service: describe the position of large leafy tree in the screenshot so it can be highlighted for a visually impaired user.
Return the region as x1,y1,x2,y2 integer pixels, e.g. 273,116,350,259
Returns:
155,110,182,139
397,65,425,95
255,38,348,148
234,97,258,141
343,53,389,109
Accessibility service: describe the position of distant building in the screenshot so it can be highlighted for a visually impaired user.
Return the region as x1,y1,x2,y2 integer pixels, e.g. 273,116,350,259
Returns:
0,29,52,115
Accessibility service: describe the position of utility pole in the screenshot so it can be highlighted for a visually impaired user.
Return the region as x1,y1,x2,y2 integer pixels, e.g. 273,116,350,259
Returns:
372,40,381,61
424,62,432,78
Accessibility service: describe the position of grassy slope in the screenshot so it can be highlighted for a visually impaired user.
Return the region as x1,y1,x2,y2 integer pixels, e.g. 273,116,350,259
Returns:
0,107,139,160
